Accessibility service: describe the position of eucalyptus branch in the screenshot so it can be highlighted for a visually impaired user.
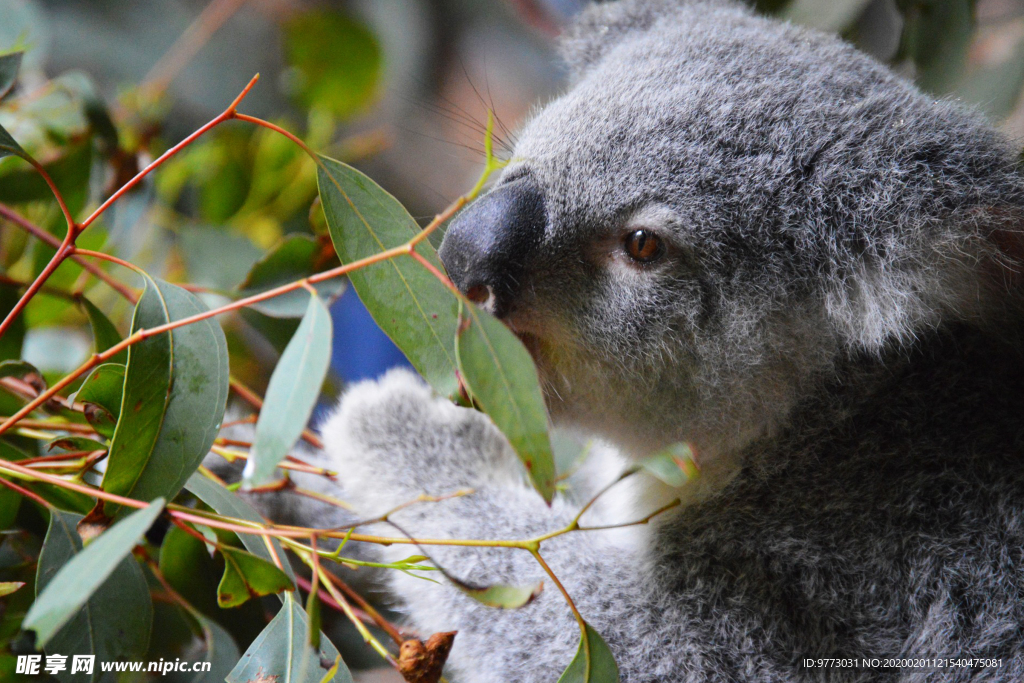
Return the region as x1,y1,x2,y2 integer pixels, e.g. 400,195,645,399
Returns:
0,203,138,301
0,74,260,342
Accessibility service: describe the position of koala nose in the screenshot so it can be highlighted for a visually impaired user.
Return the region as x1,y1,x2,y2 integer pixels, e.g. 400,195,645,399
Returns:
438,176,546,318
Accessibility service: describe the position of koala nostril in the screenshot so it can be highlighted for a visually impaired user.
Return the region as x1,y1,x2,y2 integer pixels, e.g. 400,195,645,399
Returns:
438,176,546,318
465,284,491,305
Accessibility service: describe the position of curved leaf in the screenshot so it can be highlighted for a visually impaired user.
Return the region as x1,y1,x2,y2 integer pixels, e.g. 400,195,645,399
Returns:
640,443,699,488
193,613,240,683
25,500,163,647
102,276,229,518
78,296,125,363
452,578,544,609
217,547,294,608
455,301,555,503
68,363,125,439
0,122,28,163
227,594,353,683
557,622,619,683
244,294,332,486
0,582,24,597
317,155,459,396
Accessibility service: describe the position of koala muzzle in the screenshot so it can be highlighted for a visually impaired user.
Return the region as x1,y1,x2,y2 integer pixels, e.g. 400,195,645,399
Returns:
438,176,546,318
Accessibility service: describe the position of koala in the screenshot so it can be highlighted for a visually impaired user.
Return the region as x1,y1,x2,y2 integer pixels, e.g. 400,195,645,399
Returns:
304,1,1024,681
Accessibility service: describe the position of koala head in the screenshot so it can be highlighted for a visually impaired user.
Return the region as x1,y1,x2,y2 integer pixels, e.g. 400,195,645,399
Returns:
438,0,1024,462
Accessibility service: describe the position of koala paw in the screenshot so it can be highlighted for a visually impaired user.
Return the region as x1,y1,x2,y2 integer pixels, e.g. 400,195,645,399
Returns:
318,368,522,515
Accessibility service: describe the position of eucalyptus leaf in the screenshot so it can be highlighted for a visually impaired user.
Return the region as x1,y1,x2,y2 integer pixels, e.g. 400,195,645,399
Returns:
452,578,544,609
217,546,294,608
0,359,39,380
245,294,331,486
317,155,459,397
0,122,29,163
68,363,125,439
640,443,699,488
557,622,619,683
25,500,163,647
102,276,229,518
35,510,152,683
45,435,106,453
185,472,296,584
226,594,353,683
0,582,24,597
455,301,556,503
192,613,240,683
78,296,125,363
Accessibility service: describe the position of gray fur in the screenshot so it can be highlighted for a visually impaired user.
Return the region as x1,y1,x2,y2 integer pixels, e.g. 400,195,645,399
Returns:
308,1,1024,680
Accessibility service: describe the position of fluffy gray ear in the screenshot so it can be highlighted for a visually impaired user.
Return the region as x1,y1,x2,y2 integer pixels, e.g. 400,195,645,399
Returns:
824,208,1024,352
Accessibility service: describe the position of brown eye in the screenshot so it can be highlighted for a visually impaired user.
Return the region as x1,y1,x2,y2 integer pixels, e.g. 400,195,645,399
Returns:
623,229,664,263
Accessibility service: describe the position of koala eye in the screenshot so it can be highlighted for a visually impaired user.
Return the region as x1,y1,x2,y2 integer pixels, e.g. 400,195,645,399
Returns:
623,229,664,263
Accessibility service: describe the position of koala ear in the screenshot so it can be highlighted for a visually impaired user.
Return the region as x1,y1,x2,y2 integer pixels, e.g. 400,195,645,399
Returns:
824,208,1024,353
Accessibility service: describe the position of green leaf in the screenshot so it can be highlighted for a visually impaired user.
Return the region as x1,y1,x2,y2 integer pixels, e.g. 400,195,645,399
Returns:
557,622,619,683
0,581,24,597
0,122,29,163
78,296,125,363
453,579,544,609
639,443,699,488
45,435,106,453
245,294,332,486
217,547,294,608
185,472,297,584
68,363,125,439
317,155,460,397
102,276,229,518
898,0,974,95
227,594,354,683
782,0,872,30
25,501,162,648
0,359,39,380
455,301,556,503
35,510,152,683
0,50,22,100
237,234,344,318
192,612,241,683
283,10,381,120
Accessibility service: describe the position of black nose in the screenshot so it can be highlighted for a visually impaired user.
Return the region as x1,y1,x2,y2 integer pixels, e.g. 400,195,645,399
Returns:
438,176,546,318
